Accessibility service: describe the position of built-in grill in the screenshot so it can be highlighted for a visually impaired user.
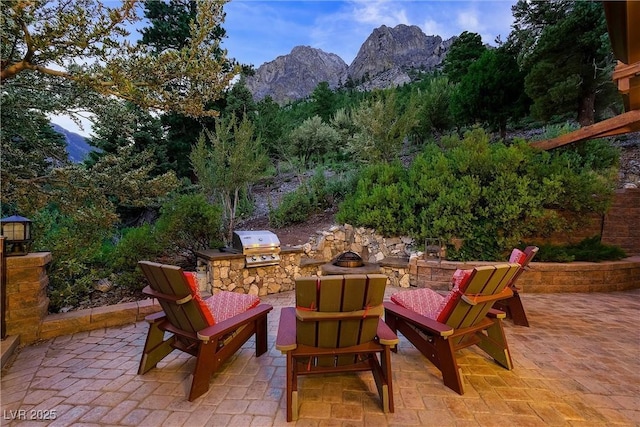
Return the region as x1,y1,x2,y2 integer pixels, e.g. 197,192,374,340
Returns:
230,230,281,267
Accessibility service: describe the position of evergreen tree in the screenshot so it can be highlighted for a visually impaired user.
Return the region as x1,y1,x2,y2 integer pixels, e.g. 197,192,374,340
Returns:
451,47,528,137
442,32,487,83
508,0,616,125
311,82,336,122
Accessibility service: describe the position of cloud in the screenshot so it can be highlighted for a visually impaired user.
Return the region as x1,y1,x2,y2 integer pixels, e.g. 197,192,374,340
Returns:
456,9,482,33
349,0,409,26
422,18,446,38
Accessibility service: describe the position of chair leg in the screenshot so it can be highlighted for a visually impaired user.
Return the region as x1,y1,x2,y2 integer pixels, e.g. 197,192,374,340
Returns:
506,293,530,327
188,340,218,401
371,347,394,413
434,337,465,395
476,319,513,370
255,313,268,356
286,351,297,421
138,321,175,375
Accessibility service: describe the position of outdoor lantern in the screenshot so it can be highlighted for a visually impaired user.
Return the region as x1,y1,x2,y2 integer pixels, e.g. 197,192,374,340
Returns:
1,215,32,256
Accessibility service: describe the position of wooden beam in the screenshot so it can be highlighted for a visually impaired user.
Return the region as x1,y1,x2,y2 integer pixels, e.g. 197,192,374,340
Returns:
529,110,640,151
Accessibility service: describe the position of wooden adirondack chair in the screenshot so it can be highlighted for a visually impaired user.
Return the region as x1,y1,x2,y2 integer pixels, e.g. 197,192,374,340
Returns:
493,246,539,326
383,263,520,395
276,274,398,422
137,261,273,401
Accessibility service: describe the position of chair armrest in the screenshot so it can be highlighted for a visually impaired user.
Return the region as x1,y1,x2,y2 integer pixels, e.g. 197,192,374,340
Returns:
461,287,513,306
383,301,454,338
142,285,193,305
144,310,166,323
487,308,507,319
276,307,297,353
376,319,399,347
197,304,273,342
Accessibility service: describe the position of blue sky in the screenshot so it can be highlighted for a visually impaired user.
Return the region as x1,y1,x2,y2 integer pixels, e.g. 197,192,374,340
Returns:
222,0,517,67
52,0,517,136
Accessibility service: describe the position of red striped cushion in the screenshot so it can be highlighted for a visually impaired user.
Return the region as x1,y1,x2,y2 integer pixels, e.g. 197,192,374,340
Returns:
390,288,443,319
183,272,216,326
509,248,527,265
205,291,260,323
435,269,473,323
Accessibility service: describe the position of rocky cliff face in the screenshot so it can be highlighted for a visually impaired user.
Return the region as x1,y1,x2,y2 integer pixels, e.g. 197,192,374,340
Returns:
347,24,454,90
245,25,455,104
244,46,348,104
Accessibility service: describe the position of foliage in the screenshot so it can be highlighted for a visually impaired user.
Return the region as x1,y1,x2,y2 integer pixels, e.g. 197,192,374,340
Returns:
411,76,455,139
154,194,224,264
509,0,616,125
269,168,356,228
534,236,627,262
107,224,162,289
33,204,112,312
451,47,529,137
336,162,412,237
311,81,336,122
254,96,287,158
337,128,618,260
1,0,238,118
269,186,315,229
190,115,268,242
23,146,179,310
348,91,417,164
287,115,341,168
442,31,486,83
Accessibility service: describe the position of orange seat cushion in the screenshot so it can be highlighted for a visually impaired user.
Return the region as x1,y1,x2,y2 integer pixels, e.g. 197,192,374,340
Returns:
183,272,216,325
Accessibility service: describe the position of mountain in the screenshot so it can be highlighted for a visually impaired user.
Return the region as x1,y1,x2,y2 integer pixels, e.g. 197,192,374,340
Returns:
347,24,454,91
51,124,96,163
245,25,455,103
245,46,348,104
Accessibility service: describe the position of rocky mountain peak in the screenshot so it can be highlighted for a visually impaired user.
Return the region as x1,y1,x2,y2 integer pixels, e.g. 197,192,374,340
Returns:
245,25,456,104
347,24,454,90
244,46,348,104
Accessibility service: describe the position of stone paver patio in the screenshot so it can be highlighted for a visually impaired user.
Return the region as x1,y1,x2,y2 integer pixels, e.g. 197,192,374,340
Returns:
1,288,639,426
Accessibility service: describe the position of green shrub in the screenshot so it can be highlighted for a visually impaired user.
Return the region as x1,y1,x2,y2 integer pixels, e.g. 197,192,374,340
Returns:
32,205,111,312
154,194,224,264
108,224,162,289
337,127,618,261
270,168,358,228
534,236,627,262
269,186,314,228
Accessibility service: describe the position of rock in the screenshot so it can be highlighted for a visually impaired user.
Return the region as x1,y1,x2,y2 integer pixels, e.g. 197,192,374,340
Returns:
93,278,113,293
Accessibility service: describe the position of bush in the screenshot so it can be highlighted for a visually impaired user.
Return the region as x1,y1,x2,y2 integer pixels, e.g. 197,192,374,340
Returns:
154,194,224,264
108,224,162,289
270,168,357,228
534,236,627,262
337,127,618,260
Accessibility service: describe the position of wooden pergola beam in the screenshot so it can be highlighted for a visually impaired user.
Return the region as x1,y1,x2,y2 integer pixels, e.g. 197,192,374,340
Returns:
531,1,640,150
529,110,640,151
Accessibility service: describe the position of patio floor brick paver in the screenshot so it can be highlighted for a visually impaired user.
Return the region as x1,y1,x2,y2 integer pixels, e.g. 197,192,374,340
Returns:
1,288,639,426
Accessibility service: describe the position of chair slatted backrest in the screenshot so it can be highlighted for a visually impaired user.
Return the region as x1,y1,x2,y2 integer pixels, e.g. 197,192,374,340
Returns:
139,261,209,333
295,274,387,366
445,264,521,333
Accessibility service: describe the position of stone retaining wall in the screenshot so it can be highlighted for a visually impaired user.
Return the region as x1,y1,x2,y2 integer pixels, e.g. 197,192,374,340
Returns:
411,257,640,293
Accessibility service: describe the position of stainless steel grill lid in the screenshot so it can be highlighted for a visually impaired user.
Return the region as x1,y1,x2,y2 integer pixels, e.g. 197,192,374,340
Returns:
231,230,281,266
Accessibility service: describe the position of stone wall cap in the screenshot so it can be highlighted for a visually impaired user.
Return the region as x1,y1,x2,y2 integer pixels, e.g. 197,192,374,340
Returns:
5,252,52,267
